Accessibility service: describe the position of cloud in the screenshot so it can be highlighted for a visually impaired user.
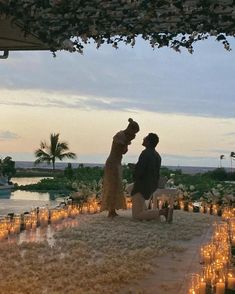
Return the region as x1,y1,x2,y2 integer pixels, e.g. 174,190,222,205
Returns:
0,91,132,112
0,37,235,118
224,132,235,136
0,131,19,140
0,87,234,119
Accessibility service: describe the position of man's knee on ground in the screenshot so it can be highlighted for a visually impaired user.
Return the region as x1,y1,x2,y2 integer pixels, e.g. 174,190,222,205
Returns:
132,210,145,220
132,210,160,221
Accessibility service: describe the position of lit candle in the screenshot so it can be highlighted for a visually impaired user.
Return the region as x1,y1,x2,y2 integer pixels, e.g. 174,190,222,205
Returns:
189,204,193,212
97,204,101,213
63,209,68,219
93,203,98,213
9,224,15,235
228,273,235,290
216,279,225,294
67,205,72,217
2,231,6,240
70,207,79,218
204,253,211,264
206,269,212,283
24,215,31,230
231,236,235,246
127,201,132,209
31,221,37,230
199,278,206,294
38,208,49,227
82,205,88,213
180,201,184,210
0,230,8,240
13,215,21,234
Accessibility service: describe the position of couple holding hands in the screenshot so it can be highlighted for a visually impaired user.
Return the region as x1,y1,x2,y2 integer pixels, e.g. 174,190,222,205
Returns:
101,118,169,221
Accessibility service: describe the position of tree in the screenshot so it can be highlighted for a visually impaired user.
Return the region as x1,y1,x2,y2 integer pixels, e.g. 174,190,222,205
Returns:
230,152,235,172
0,156,16,183
210,168,227,181
64,163,74,180
34,133,76,170
219,155,225,168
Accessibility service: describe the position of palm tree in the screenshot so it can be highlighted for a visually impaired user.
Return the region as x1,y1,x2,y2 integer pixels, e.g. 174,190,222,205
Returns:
219,154,225,168
34,133,76,170
230,152,235,172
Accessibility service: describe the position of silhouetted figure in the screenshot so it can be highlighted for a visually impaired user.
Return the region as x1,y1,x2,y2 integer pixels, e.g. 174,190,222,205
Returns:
131,133,167,220
101,118,139,217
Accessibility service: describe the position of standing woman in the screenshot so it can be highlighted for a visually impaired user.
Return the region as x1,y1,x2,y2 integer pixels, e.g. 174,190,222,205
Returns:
101,118,140,217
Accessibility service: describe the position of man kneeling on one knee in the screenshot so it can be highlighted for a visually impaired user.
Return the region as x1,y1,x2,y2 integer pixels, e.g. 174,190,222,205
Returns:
131,133,168,221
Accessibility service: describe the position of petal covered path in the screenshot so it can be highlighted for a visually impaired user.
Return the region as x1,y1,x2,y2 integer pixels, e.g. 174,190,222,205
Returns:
0,210,215,294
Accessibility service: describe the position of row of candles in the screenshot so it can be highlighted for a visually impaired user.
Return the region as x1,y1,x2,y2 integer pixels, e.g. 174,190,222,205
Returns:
179,200,224,215
0,199,102,241
0,196,134,241
178,201,235,218
188,208,235,294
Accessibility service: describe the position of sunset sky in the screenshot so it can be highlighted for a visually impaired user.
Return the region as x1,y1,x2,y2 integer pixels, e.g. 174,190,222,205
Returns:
0,37,234,167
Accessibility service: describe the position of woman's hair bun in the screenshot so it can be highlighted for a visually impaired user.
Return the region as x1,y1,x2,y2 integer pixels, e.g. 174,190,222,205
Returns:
128,118,133,123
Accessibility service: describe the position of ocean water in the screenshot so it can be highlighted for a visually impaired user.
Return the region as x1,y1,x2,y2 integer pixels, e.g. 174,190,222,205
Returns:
15,161,103,170
15,161,218,175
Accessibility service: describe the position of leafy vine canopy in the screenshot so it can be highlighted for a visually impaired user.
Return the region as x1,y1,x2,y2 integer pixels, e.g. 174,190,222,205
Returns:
1,0,235,54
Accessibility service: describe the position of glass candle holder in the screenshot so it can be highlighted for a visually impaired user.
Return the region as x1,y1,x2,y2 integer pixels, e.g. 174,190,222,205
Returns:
215,278,225,294
38,207,49,227
13,214,21,234
24,214,31,230
227,268,235,290
0,218,8,240
212,269,226,294
202,265,214,285
198,276,206,294
188,274,200,294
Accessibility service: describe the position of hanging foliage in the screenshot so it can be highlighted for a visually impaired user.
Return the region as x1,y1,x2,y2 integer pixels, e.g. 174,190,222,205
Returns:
1,0,234,54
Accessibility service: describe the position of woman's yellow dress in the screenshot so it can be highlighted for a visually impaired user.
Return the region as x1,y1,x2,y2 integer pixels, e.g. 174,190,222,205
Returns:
101,131,128,211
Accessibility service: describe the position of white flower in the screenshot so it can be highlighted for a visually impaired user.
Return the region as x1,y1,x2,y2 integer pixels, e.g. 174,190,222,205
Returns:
178,184,184,189
193,202,201,207
212,188,220,197
189,185,195,191
167,179,174,185
62,39,74,52
71,182,78,189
